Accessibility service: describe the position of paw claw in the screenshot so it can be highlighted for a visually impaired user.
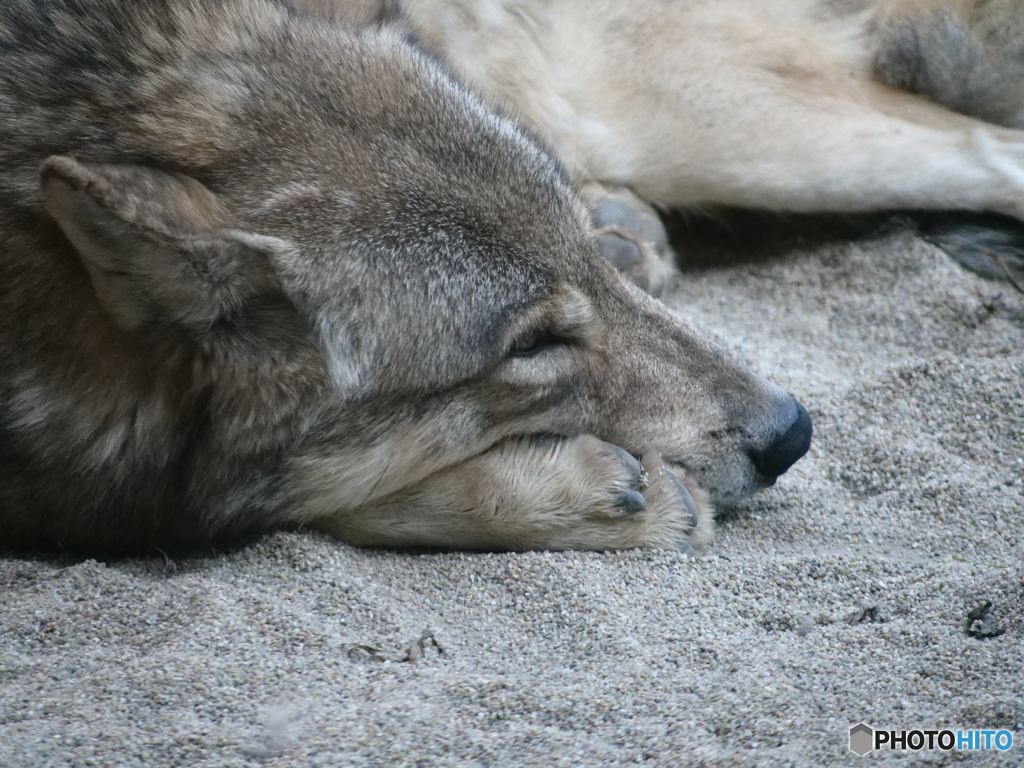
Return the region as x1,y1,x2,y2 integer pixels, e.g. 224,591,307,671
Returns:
616,489,648,514
605,442,644,488
664,471,700,533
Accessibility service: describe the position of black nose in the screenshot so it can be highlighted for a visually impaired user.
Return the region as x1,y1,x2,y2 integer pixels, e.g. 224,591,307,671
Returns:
749,399,813,479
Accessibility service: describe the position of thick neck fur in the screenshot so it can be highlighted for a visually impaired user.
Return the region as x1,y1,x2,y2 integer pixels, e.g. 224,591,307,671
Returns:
0,0,324,550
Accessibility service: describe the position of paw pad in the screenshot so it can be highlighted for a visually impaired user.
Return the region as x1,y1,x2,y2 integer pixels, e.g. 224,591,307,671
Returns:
584,185,676,297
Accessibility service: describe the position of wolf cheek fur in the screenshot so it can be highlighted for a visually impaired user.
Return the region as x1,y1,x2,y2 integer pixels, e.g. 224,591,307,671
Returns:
0,0,810,554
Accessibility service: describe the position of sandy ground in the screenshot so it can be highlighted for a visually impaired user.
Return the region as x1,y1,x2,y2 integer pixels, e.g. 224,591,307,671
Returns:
2,225,1022,767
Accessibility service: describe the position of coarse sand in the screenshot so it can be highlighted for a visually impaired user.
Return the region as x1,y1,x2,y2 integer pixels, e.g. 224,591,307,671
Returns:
2,225,1022,767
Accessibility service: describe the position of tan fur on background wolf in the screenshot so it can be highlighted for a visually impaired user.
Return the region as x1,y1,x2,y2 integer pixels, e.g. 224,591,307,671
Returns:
0,0,811,554
316,0,1024,223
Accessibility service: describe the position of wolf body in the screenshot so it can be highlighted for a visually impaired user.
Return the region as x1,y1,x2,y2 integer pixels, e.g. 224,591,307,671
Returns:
0,0,812,553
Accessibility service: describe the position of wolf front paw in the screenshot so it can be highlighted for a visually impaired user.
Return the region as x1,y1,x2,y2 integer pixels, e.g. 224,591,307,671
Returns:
584,184,677,297
321,434,712,553
527,434,712,552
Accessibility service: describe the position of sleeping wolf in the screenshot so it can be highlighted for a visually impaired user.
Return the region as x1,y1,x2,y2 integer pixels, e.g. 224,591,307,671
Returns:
0,0,813,554
297,0,1024,289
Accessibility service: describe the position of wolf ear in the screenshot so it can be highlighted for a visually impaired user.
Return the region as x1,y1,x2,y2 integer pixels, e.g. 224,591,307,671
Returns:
40,156,289,333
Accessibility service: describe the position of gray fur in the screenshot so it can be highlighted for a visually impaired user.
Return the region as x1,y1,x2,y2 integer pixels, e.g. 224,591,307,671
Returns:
873,3,1024,129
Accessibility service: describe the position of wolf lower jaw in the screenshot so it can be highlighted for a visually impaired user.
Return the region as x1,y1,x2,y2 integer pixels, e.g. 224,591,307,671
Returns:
312,434,713,553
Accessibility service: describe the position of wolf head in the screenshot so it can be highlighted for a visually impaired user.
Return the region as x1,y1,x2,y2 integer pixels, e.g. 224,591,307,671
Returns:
3,0,809,550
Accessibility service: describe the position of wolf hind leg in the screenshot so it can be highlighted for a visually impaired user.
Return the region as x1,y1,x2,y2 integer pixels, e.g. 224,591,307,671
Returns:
537,3,1024,220
592,67,1024,288
314,435,710,552
618,75,1024,223
721,82,1024,283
